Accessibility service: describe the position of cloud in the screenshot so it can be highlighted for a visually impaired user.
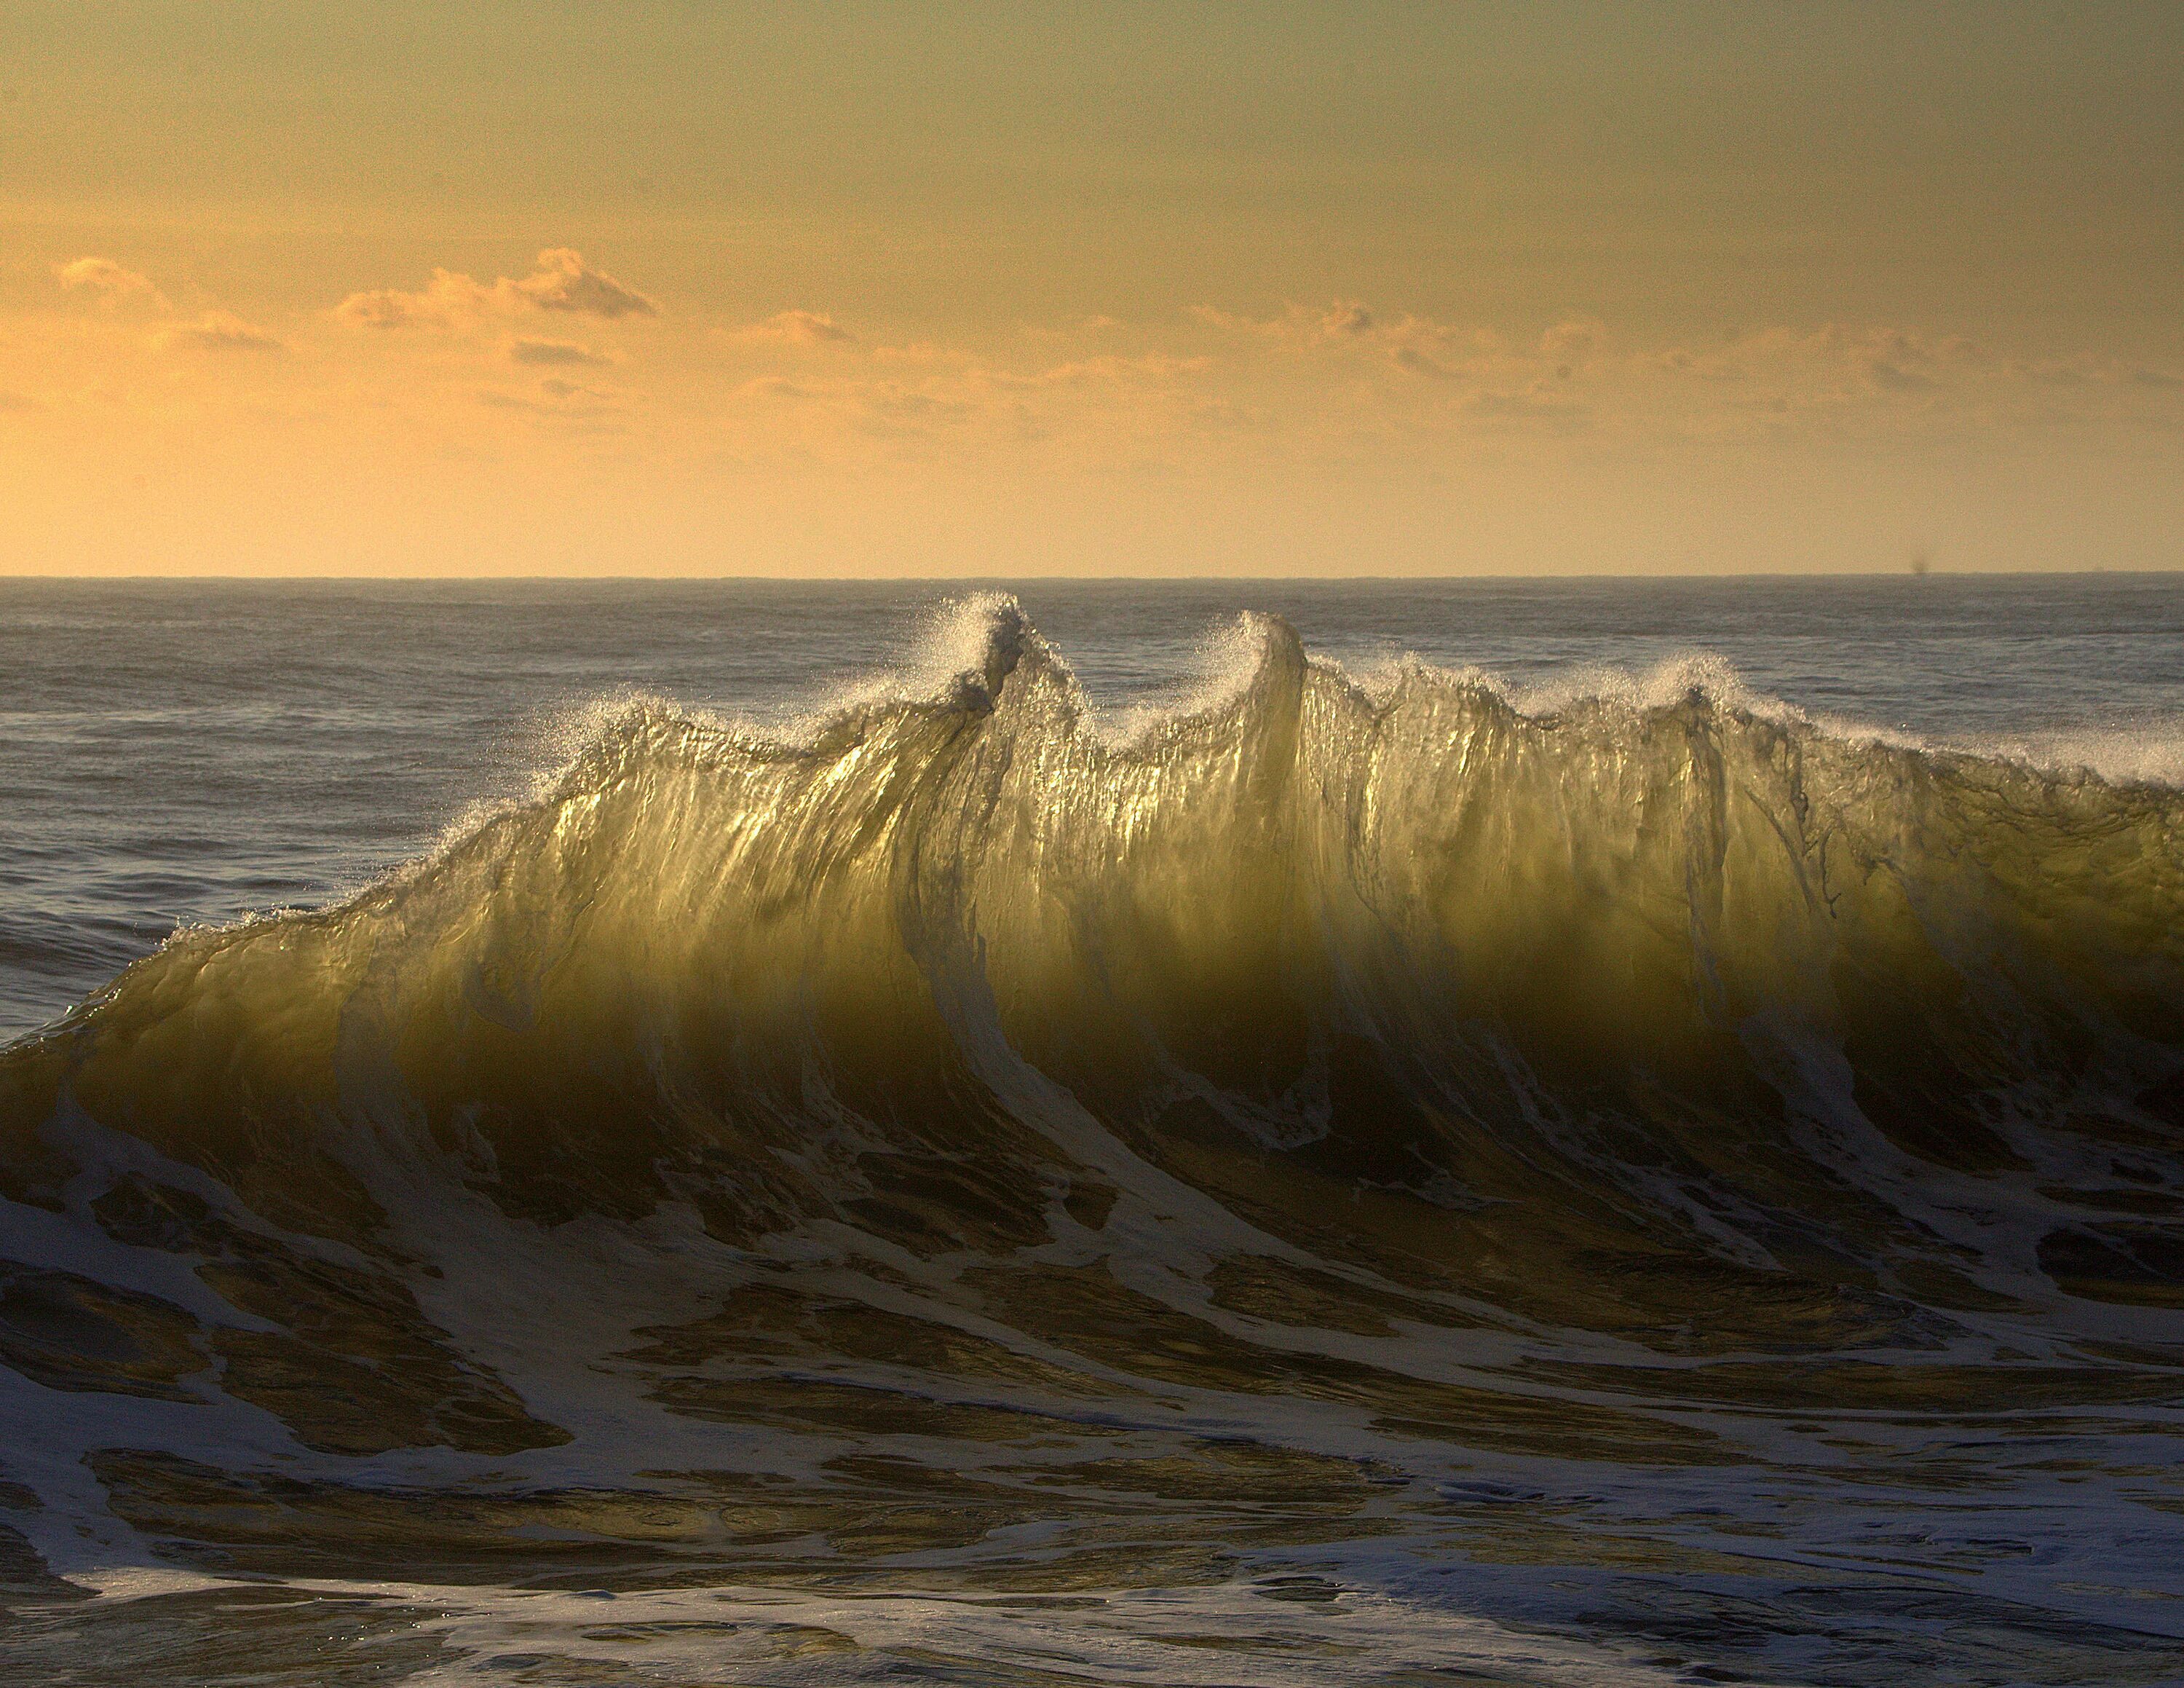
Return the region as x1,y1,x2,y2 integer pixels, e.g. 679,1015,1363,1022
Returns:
155,311,284,352
54,257,168,309
55,260,282,352
1192,298,1391,359
477,376,620,419
997,354,1211,387
1191,301,1313,340
1644,325,1983,399
2009,355,2184,392
735,374,821,399
1539,318,1606,368
517,248,655,318
1320,300,1374,336
508,336,611,366
728,309,854,346
871,342,956,366
1864,359,1937,392
337,269,489,328
1393,346,1464,380
1190,301,1346,342
1195,300,1505,379
1189,303,1272,335
1464,388,1587,430
337,248,657,329
1845,328,1970,393
1016,313,1125,344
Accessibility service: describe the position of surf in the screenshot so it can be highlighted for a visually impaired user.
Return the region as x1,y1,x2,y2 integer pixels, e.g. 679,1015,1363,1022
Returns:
1,596,2180,1684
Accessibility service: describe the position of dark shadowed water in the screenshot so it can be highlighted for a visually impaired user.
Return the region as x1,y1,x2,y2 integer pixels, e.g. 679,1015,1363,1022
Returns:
2,576,2183,1686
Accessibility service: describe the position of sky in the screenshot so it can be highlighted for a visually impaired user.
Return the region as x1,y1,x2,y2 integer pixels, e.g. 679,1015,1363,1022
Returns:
3,1,2180,576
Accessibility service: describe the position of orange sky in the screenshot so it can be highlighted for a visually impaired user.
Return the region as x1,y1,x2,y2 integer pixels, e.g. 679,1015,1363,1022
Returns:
4,4,2180,575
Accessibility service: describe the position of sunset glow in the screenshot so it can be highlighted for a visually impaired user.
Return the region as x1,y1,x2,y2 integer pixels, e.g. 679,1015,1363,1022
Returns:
7,3,2179,575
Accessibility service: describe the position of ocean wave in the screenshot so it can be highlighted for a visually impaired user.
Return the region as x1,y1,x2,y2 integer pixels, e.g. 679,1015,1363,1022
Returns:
4,597,2178,1325
4,597,2183,1684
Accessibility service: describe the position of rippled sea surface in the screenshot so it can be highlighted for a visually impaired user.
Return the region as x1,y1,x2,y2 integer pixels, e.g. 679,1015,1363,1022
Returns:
2,575,2183,1687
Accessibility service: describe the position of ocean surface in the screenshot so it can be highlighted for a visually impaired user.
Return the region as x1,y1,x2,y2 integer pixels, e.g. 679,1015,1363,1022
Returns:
2,575,2183,1686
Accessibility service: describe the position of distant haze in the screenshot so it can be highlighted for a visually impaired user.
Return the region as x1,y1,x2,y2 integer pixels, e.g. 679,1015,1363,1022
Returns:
2,2,2180,576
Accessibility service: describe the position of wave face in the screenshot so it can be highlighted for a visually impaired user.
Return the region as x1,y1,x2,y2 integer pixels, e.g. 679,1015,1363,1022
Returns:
3,598,2183,1685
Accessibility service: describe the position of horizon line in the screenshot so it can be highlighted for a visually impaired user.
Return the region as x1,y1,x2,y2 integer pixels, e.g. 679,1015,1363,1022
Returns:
3,567,2180,585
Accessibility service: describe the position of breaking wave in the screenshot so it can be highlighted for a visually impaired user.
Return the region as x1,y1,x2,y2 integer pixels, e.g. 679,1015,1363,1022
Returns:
3,596,2182,1683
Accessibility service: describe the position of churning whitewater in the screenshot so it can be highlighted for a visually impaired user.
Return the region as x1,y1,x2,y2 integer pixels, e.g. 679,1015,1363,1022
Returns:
2,595,2182,1686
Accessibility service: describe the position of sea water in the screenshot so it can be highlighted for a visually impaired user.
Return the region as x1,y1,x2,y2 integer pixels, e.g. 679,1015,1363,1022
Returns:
1,575,2181,1685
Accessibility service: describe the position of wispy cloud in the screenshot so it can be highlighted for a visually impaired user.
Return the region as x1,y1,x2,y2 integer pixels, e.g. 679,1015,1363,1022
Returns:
478,375,622,422
155,311,284,352
871,342,957,366
338,249,657,329
1464,388,1586,429
1190,299,1392,344
508,336,612,366
727,309,854,346
1195,299,1502,381
1539,317,1606,368
1393,346,1464,380
54,257,168,309
1864,359,1936,393
1319,300,1374,337
1634,325,1985,408
989,354,1211,388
